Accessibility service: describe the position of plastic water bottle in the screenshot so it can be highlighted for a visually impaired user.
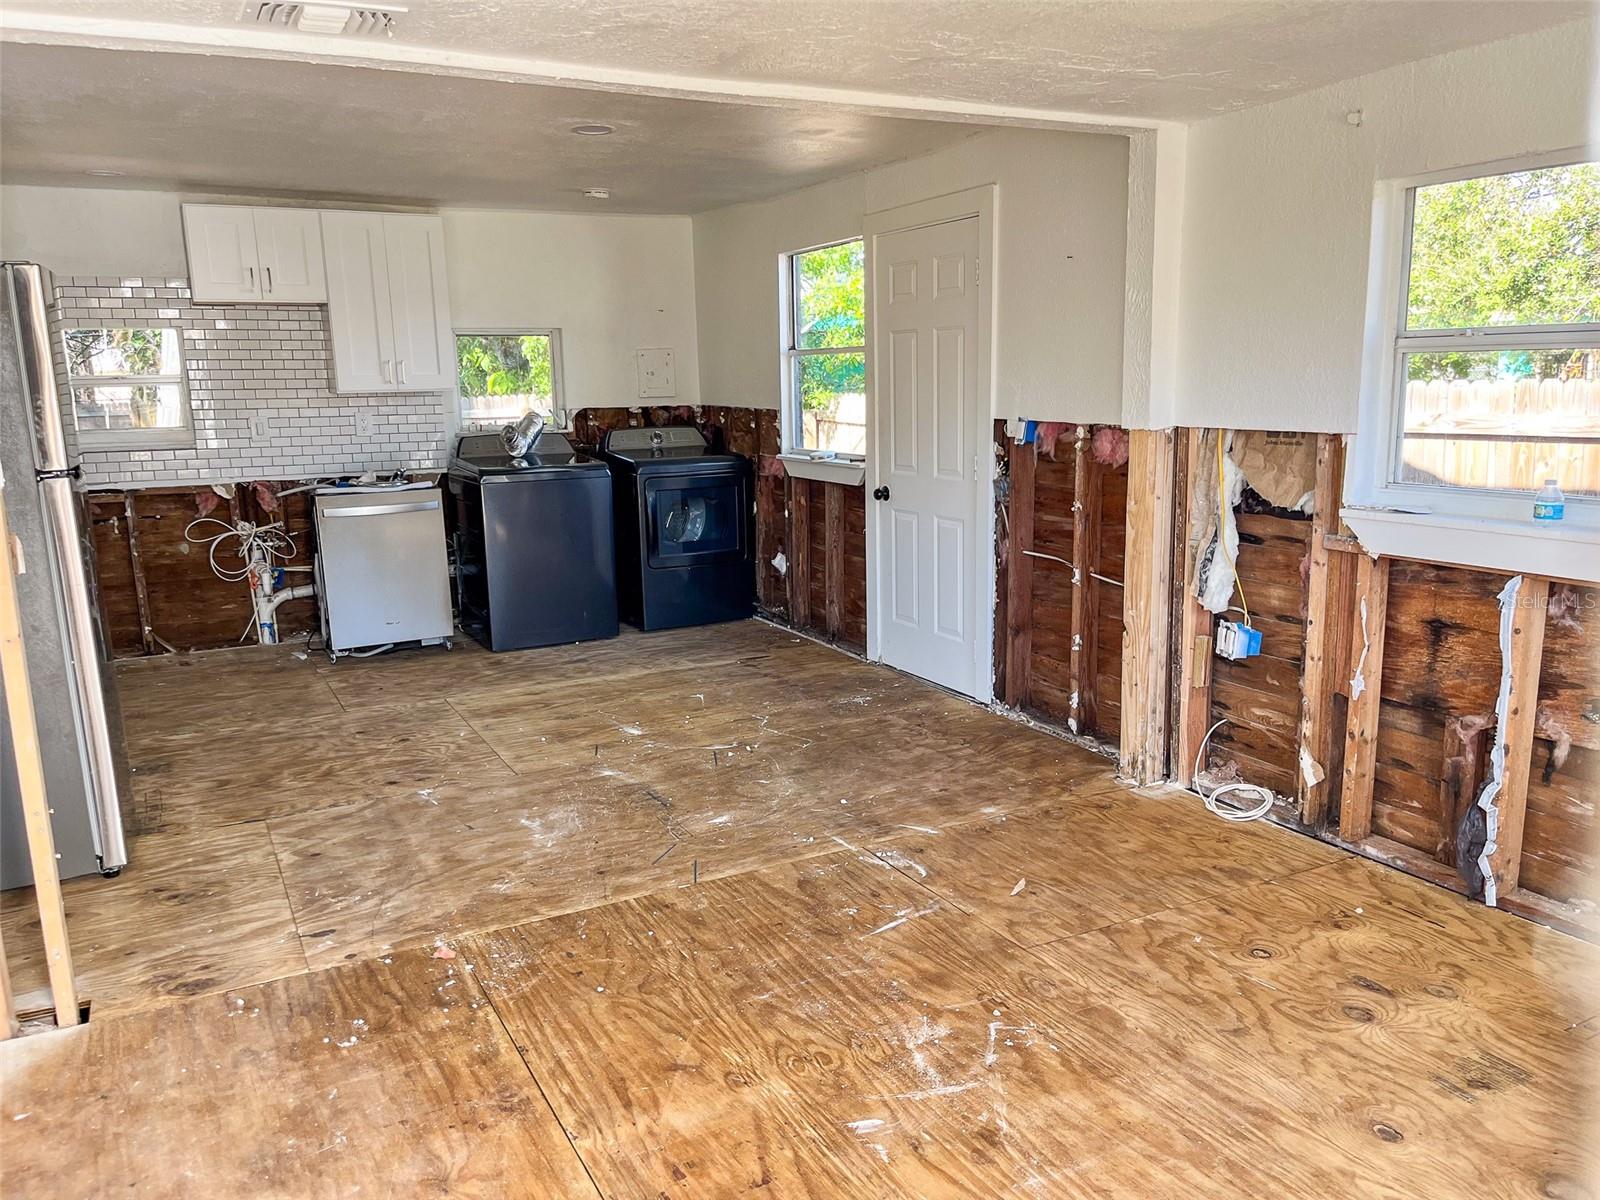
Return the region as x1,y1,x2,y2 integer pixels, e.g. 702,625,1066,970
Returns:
1533,480,1565,522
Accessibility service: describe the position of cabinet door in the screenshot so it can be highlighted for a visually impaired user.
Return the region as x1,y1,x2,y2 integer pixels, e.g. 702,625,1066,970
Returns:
182,205,261,302
253,208,326,303
321,211,397,393
381,214,455,391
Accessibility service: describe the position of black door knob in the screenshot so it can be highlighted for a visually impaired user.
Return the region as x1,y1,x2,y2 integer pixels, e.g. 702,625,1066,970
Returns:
873,485,890,501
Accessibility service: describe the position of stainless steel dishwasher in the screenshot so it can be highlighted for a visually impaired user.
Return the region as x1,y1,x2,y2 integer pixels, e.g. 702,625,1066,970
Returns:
313,484,453,659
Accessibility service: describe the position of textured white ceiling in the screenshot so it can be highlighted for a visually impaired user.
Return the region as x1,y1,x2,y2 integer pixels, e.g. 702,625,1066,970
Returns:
1,0,1587,119
0,43,983,212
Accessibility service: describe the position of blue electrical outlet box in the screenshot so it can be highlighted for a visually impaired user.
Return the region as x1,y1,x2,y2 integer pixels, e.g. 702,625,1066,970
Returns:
1216,620,1262,661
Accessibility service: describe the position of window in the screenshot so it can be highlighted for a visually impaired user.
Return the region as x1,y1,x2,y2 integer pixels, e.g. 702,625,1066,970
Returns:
455,331,563,427
62,327,192,449
1353,156,1599,532
782,239,866,458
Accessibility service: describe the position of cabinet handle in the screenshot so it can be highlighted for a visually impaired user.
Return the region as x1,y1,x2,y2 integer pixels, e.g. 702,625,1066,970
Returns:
247,266,255,292
380,359,391,383
264,265,273,293
398,359,407,386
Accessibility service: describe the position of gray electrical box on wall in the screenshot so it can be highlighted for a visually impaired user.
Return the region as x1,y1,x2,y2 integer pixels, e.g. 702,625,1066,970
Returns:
637,347,676,398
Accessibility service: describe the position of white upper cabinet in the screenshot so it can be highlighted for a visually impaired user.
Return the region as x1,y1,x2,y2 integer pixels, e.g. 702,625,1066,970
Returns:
182,204,326,304
253,208,326,303
321,211,453,394
321,211,396,393
182,205,261,301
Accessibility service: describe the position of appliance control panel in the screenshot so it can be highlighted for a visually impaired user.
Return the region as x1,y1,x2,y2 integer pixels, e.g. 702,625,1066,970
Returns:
605,426,706,451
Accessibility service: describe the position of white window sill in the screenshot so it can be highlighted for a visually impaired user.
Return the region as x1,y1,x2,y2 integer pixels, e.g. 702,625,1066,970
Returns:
778,453,866,486
1341,506,1600,583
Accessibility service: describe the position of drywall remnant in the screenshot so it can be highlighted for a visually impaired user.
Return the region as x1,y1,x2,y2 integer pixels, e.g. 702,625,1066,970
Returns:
771,551,788,576
1474,575,1525,908
1298,746,1325,789
1350,597,1372,700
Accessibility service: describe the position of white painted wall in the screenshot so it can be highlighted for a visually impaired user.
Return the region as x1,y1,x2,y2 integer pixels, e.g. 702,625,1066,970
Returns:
442,209,699,409
692,127,1130,424
1176,21,1595,434
0,185,702,411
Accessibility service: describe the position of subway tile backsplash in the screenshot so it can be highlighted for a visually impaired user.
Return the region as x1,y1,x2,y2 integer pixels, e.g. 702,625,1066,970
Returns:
50,276,449,487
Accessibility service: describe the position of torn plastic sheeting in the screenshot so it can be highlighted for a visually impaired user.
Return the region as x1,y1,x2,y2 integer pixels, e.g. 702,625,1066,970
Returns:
771,551,788,577
1197,441,1245,615
1474,575,1524,908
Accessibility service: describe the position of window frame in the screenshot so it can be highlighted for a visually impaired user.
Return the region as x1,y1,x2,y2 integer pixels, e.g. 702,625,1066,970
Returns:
779,237,867,462
452,328,566,430
1348,148,1600,536
61,326,194,452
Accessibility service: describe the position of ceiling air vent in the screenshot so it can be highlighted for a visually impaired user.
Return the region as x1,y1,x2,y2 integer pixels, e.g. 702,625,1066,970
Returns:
240,2,406,36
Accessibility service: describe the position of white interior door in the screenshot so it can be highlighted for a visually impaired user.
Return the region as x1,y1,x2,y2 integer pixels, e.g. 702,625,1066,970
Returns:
871,215,982,697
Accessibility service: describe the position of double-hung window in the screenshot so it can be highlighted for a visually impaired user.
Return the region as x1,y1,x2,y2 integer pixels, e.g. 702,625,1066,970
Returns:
455,330,564,428
62,327,193,450
781,239,866,459
1348,153,1600,575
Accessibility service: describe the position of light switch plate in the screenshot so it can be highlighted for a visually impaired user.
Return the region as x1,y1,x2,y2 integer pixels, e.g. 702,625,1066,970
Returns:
250,414,272,442
637,347,676,399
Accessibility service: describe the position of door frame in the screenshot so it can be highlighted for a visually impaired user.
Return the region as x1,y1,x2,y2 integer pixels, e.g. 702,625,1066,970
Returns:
862,184,998,703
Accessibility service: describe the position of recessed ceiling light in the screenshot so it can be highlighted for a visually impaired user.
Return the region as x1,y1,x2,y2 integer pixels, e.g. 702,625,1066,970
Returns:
570,124,615,137
582,188,611,200
85,169,125,177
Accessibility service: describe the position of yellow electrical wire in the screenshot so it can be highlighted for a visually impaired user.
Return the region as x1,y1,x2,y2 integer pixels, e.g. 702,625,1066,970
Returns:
1217,431,1251,628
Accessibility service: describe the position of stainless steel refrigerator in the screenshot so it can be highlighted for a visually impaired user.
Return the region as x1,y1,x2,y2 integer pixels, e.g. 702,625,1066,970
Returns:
0,263,128,887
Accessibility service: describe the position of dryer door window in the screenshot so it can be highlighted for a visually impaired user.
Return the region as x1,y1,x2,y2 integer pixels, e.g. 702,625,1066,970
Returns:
645,476,745,567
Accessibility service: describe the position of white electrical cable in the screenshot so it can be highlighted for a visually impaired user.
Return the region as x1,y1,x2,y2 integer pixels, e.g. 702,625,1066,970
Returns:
1193,718,1276,822
184,517,298,582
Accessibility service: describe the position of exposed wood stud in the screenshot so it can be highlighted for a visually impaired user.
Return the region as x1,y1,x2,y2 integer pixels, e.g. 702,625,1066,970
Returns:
123,493,156,656
787,478,812,631
824,484,845,640
1487,575,1550,898
1069,428,1101,733
1120,428,1176,783
1004,438,1035,709
1338,553,1390,843
1173,427,1214,787
0,490,80,1028
1296,434,1342,825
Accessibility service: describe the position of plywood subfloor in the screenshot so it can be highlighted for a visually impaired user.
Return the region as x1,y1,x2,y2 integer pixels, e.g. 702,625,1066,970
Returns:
3,620,1596,1196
